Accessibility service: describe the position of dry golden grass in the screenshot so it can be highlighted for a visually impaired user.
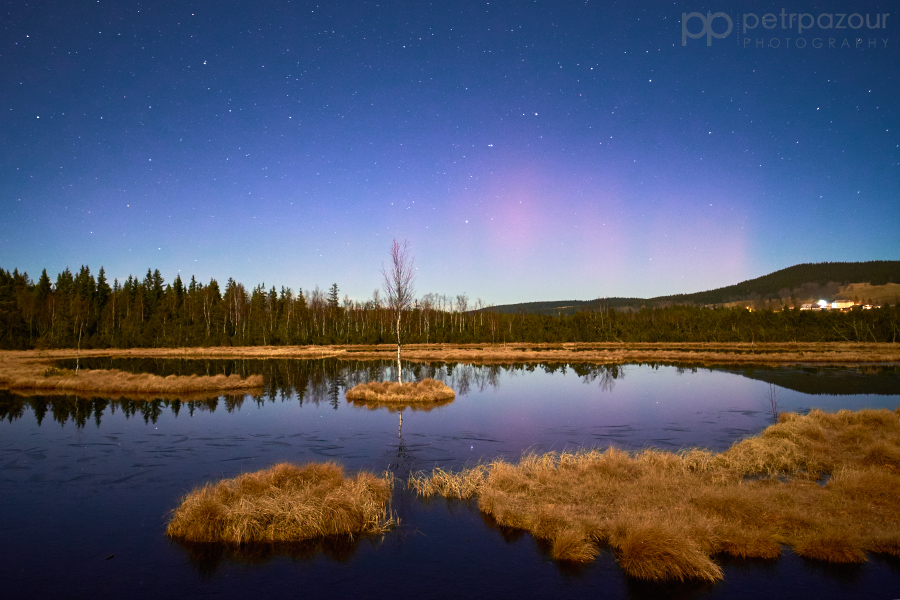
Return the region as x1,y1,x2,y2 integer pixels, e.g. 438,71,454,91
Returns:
2,346,349,360
410,465,488,499
4,341,898,367
5,342,894,402
0,355,263,397
335,342,900,366
345,378,455,412
409,408,900,583
166,462,394,544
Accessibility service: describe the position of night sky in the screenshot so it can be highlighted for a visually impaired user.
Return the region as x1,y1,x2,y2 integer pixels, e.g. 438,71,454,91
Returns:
2,1,898,304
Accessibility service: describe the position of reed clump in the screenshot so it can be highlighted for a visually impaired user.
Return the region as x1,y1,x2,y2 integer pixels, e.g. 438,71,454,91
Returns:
408,465,488,499
0,356,263,397
345,378,455,411
409,408,900,583
166,462,394,543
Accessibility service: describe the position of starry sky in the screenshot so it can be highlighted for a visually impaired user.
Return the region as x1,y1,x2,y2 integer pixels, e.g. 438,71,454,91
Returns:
2,0,898,304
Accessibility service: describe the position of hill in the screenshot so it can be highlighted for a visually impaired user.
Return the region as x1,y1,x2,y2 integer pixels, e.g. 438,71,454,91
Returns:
490,261,900,315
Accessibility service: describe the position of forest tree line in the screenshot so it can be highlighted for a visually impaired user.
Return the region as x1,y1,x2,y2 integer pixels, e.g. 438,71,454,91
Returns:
1,265,899,350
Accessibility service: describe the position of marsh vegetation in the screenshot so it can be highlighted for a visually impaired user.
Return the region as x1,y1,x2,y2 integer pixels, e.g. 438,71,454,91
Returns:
166,462,394,544
345,378,455,409
410,408,900,583
0,354,263,397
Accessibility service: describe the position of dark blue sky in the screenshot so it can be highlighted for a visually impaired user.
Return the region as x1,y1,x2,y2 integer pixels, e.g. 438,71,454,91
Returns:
2,0,897,303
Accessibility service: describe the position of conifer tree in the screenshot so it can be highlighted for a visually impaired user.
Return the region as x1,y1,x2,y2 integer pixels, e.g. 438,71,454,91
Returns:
328,283,340,308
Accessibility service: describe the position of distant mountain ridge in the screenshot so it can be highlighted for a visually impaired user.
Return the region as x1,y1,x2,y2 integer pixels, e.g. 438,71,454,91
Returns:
491,261,900,315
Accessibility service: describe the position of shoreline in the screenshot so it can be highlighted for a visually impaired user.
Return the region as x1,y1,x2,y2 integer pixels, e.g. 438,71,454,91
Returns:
2,343,896,398
0,354,264,397
3,341,898,366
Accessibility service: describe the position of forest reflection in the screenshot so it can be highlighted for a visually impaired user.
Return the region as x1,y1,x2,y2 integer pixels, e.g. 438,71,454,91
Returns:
0,359,626,428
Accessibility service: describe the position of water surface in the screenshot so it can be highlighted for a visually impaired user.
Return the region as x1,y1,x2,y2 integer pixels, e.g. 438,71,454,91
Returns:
2,359,898,599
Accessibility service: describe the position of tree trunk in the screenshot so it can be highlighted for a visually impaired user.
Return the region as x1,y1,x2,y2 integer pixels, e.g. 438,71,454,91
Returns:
76,321,84,373
396,313,402,383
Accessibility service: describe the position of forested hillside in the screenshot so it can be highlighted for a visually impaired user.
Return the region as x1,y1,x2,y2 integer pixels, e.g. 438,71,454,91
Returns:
1,265,899,349
494,261,900,315
658,261,900,306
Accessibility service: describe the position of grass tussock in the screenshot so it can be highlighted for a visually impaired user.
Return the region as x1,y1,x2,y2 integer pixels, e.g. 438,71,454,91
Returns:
611,522,724,583
166,462,394,544
0,356,263,397
409,408,900,583
345,378,455,412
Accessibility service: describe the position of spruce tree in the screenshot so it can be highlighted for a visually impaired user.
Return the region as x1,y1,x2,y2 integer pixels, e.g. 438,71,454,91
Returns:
328,283,340,308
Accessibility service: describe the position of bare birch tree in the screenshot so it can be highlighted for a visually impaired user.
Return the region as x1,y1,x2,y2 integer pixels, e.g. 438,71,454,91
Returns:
382,239,415,384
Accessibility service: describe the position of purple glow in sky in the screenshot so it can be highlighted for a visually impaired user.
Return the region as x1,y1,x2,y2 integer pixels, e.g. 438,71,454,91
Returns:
2,1,898,304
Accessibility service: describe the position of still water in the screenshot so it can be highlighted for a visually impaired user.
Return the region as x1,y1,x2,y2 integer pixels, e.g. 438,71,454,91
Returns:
2,359,899,599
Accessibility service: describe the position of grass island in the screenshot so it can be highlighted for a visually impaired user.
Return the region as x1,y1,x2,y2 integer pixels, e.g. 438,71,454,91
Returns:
166,462,394,544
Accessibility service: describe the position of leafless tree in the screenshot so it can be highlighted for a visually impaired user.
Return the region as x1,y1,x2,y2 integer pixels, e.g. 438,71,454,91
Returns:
382,239,416,383
420,293,435,343
71,295,90,373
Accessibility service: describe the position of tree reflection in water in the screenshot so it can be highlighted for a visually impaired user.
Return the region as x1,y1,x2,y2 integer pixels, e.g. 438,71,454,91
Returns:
0,359,628,428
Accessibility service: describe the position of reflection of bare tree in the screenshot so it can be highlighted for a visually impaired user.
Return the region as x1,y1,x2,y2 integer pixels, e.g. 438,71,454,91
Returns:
764,383,780,423
454,366,472,396
392,433,416,474
406,363,503,396
598,365,622,392
571,364,625,392
346,394,454,414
